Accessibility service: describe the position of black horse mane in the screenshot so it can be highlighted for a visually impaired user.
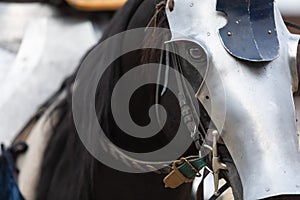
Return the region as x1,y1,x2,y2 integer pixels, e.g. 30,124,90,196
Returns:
16,1,195,200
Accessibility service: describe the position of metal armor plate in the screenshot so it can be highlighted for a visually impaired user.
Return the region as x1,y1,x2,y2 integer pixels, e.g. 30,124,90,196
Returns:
217,0,279,62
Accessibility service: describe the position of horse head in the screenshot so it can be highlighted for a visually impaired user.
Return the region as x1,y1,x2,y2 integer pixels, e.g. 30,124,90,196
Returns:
165,0,300,199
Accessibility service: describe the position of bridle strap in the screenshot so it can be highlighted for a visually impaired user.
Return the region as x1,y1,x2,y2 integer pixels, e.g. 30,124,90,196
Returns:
208,182,230,200
168,42,207,148
195,168,230,200
284,21,300,31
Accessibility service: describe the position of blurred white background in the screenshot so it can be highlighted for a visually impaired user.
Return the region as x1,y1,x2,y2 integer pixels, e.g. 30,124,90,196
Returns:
277,0,300,16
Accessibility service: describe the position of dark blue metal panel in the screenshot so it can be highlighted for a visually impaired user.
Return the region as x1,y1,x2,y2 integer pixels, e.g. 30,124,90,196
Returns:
216,0,279,62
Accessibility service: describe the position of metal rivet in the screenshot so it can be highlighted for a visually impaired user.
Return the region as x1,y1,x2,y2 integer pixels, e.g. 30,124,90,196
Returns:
265,188,270,192
227,31,232,36
190,2,194,7
268,30,272,34
207,32,211,36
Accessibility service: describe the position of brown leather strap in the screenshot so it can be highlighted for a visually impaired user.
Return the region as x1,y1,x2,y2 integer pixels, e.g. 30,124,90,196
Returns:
12,108,46,145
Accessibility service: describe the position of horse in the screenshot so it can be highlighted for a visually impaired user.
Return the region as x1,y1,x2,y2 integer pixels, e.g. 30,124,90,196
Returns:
7,0,300,199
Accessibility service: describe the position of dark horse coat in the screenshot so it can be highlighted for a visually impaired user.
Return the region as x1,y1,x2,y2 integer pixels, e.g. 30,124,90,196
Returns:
14,0,196,200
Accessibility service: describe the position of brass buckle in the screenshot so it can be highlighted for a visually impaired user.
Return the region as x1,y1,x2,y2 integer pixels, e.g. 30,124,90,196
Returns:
164,157,199,188
179,157,201,177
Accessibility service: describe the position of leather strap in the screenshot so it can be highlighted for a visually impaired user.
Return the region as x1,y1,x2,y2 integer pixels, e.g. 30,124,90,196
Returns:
163,156,206,188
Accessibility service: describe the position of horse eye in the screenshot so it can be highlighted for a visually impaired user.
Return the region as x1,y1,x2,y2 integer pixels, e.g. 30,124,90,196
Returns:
188,47,202,60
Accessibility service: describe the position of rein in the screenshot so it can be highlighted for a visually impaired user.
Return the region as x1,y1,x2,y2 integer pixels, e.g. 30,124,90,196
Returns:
155,41,231,198
146,1,231,198
285,21,300,31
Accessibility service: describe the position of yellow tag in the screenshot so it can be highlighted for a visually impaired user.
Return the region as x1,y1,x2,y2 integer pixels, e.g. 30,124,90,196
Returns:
66,0,127,11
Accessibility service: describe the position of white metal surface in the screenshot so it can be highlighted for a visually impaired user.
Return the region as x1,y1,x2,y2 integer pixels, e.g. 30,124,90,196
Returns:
0,3,101,145
167,0,300,199
277,0,300,16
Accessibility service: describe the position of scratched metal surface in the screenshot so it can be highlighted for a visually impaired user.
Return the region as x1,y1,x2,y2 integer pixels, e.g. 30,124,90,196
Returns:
0,3,113,144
